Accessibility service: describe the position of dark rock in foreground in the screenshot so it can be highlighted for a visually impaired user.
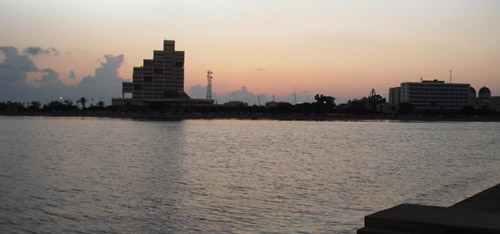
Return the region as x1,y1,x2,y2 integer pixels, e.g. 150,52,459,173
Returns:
358,183,500,234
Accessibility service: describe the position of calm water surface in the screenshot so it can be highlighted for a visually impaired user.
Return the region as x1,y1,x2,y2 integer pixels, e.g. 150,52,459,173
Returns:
0,116,499,233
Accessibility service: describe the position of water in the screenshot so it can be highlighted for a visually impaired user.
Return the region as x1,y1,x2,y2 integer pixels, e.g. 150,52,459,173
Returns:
0,116,499,233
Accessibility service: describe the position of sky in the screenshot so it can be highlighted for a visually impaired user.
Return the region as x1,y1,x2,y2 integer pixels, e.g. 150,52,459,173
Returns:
1,0,500,104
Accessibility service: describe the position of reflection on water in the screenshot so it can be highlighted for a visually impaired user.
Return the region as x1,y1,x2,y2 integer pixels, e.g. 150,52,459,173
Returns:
0,116,499,233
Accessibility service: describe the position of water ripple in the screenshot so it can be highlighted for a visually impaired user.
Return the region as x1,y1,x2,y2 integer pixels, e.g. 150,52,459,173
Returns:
0,117,499,233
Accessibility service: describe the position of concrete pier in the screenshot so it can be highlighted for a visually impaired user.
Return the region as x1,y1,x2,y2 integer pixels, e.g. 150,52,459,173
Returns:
357,183,500,234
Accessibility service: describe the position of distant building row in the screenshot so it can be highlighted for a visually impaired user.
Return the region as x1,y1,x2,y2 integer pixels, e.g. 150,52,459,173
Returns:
388,80,499,111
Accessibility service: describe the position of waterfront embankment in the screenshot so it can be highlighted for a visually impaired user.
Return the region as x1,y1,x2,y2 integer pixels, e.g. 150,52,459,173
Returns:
2,112,500,122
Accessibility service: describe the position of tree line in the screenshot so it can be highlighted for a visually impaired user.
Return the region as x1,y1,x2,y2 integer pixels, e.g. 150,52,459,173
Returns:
0,97,106,112
0,93,497,116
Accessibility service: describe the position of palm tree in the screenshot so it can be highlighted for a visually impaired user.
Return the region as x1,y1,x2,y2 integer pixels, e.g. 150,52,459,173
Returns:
77,97,88,109
97,101,105,108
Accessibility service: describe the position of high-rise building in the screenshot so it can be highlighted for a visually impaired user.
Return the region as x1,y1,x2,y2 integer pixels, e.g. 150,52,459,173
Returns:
121,40,188,99
113,40,213,106
400,80,470,109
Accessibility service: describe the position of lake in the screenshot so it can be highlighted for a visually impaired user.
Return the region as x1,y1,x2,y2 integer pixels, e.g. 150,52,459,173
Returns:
0,116,499,233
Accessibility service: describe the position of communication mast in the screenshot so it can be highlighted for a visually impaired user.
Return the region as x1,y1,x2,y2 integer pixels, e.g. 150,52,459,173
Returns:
206,70,213,99
294,86,297,105
369,88,377,98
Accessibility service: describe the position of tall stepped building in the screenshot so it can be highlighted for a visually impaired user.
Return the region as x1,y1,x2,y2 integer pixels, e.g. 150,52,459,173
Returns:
122,40,188,99
114,40,212,106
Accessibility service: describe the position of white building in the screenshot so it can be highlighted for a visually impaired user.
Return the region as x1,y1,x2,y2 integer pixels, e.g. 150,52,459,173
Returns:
400,80,470,109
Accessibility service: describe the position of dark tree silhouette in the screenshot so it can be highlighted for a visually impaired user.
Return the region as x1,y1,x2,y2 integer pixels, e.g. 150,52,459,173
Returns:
313,94,336,114
366,94,386,110
28,101,41,111
77,97,88,109
42,99,77,111
314,94,335,105
97,101,105,108
342,99,367,114
63,100,73,106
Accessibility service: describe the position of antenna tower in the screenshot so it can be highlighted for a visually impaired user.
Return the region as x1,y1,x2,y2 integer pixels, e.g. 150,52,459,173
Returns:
294,86,297,105
369,88,377,98
449,69,452,83
206,70,213,99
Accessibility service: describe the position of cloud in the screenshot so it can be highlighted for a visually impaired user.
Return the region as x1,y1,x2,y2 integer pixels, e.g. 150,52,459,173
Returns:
1,45,318,105
188,84,208,99
49,48,59,56
0,46,126,104
74,54,126,102
23,46,59,56
39,69,63,87
36,69,67,101
0,46,38,101
69,70,76,79
0,46,38,73
220,86,266,105
256,67,266,72
23,47,45,56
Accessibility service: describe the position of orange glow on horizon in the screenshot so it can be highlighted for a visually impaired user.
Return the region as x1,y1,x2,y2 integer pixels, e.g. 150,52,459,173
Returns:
1,0,500,100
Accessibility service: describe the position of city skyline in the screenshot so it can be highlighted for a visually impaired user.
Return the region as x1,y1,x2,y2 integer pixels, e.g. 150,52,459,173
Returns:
1,0,500,103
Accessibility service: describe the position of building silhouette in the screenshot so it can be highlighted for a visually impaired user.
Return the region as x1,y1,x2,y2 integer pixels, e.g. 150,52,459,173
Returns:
113,40,212,106
388,87,401,105
389,79,471,109
472,86,500,111
121,40,187,99
478,86,491,99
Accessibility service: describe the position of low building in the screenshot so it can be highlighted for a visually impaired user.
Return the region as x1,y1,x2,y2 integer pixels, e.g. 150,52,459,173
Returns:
471,86,500,112
388,87,401,105
478,86,491,99
265,101,291,108
223,101,248,107
468,87,477,104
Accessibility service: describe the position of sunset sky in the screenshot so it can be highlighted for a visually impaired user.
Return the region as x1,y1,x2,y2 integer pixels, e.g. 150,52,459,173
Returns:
1,0,500,103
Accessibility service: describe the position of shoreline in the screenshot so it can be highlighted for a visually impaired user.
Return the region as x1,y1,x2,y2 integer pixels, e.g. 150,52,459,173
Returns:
2,112,500,122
